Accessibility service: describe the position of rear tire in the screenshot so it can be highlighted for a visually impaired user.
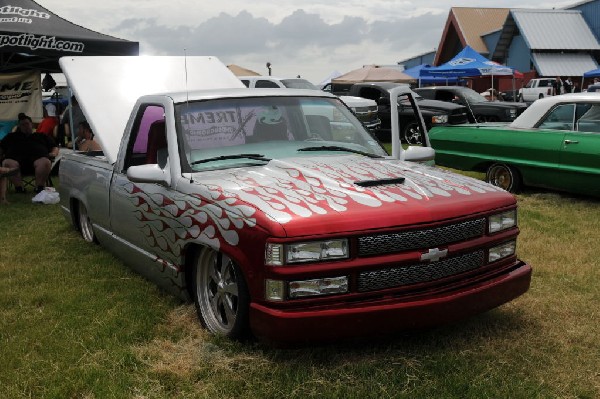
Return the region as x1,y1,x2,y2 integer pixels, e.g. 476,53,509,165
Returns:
191,247,250,339
485,163,521,193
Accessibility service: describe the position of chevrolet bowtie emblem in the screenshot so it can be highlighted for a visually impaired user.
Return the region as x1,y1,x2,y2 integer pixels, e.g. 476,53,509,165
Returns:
421,248,448,262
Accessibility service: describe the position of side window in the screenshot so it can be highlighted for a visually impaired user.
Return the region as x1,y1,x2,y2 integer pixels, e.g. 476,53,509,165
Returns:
537,104,575,130
241,80,250,87
576,103,600,133
525,81,533,88
123,105,166,171
255,80,280,88
539,80,550,88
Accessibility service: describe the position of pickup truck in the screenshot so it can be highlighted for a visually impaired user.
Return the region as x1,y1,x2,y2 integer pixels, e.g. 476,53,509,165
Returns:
325,82,469,144
240,76,381,131
58,56,531,344
518,78,556,103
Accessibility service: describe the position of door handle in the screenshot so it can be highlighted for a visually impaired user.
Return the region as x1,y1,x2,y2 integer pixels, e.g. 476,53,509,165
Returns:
564,140,579,144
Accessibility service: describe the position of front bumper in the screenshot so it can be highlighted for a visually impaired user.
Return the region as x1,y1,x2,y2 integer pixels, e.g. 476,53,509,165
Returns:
250,260,531,344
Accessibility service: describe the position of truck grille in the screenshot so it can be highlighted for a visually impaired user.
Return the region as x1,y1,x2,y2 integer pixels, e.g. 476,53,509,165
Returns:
449,108,469,125
357,218,485,256
358,250,485,292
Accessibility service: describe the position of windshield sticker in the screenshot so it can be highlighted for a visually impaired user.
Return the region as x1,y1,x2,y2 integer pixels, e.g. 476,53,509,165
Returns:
181,105,289,150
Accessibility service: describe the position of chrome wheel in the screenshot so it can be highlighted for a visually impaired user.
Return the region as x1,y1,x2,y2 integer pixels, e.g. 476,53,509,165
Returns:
486,163,521,193
78,202,96,243
403,122,424,145
193,248,249,337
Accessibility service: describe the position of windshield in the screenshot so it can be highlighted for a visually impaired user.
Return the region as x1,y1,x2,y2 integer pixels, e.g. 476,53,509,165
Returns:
281,79,319,90
176,96,387,172
460,89,487,103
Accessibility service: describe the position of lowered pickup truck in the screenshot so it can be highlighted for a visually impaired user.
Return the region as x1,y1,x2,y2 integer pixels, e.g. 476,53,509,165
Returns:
58,56,531,344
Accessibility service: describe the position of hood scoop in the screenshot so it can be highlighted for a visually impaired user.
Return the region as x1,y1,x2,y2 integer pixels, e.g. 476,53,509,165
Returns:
354,177,405,187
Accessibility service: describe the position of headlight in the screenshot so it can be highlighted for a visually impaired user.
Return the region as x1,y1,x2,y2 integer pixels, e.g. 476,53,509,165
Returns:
507,108,517,118
431,115,448,124
488,240,516,263
488,210,517,233
264,276,349,300
265,239,349,266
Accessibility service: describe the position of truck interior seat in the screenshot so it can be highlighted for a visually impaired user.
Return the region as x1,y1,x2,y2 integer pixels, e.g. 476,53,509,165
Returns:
145,120,167,164
248,119,289,143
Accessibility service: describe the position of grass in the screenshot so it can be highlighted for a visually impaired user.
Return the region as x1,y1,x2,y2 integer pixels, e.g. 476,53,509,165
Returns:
1,179,599,398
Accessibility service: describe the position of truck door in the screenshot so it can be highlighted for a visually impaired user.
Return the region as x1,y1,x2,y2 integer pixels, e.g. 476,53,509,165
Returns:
109,103,176,279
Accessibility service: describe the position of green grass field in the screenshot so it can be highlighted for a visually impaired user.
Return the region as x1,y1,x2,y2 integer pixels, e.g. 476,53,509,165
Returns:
1,178,599,398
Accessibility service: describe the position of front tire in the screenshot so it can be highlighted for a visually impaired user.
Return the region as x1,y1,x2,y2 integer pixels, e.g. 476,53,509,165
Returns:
403,121,424,145
78,202,96,243
485,163,521,193
192,247,249,339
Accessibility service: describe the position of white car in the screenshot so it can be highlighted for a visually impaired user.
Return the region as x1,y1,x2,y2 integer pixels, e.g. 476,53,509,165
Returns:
239,76,381,130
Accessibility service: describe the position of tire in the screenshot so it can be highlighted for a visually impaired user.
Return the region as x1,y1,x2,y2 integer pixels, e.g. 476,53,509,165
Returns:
192,247,250,339
485,163,521,193
78,201,96,243
518,94,523,103
403,121,423,145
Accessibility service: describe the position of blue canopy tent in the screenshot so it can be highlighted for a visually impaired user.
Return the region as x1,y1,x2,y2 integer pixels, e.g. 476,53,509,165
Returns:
583,67,600,78
403,64,463,87
420,46,515,95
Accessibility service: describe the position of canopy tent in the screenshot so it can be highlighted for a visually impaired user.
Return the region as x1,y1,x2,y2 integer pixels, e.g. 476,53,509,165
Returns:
419,46,514,78
0,0,139,73
227,64,260,76
332,65,416,84
403,64,463,86
583,67,600,78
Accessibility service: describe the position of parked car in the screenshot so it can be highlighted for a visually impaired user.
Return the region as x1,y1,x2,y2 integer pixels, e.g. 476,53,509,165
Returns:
518,78,556,102
414,86,528,122
336,82,469,144
240,76,381,131
429,93,600,197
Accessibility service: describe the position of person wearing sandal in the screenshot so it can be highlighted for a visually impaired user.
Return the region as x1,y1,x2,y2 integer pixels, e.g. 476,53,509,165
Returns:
0,167,18,204
0,113,59,194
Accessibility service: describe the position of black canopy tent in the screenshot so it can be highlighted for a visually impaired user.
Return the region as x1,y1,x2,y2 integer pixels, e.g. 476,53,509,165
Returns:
0,0,139,73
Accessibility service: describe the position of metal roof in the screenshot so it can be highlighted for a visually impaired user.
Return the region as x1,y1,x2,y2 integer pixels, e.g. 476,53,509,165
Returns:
531,53,598,76
512,9,600,50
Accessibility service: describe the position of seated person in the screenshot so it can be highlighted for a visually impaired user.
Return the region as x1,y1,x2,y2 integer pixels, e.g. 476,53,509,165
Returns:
36,103,60,137
76,121,102,152
0,113,59,194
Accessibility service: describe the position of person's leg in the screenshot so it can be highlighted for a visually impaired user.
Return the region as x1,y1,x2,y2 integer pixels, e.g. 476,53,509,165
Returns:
0,176,7,204
1,158,23,191
33,157,52,192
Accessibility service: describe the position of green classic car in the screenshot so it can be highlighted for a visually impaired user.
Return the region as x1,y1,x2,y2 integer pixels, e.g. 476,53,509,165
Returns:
429,93,600,197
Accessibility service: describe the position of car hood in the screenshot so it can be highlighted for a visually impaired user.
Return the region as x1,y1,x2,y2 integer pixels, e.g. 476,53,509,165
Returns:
471,101,527,110
416,99,466,113
182,155,513,238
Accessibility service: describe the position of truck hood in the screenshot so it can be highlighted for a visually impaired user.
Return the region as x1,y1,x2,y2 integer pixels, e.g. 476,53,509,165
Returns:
187,155,513,238
60,56,245,164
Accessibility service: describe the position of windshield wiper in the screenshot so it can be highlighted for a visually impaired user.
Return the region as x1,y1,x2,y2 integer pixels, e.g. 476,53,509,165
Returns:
190,153,271,165
298,146,383,158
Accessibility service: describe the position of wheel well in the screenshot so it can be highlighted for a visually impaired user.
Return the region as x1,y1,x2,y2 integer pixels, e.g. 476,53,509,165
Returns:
70,198,81,231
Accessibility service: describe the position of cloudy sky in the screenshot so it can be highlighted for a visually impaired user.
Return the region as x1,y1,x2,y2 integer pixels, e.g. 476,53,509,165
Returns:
36,0,575,83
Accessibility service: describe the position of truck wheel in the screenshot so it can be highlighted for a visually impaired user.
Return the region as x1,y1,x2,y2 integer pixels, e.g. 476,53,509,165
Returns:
77,202,96,243
518,94,523,102
485,163,521,193
192,247,249,339
403,122,423,145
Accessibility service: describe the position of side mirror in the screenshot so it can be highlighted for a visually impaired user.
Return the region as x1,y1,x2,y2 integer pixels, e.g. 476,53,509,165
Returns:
127,164,171,186
403,146,436,164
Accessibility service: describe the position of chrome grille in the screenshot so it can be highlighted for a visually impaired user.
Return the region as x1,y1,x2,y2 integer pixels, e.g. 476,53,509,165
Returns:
358,250,484,292
358,218,485,256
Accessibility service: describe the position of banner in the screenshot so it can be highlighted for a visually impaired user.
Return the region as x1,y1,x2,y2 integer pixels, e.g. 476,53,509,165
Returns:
0,70,42,121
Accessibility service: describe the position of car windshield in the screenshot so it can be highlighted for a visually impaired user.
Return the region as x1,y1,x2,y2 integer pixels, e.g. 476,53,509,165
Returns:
281,79,319,90
176,96,387,172
460,89,488,103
